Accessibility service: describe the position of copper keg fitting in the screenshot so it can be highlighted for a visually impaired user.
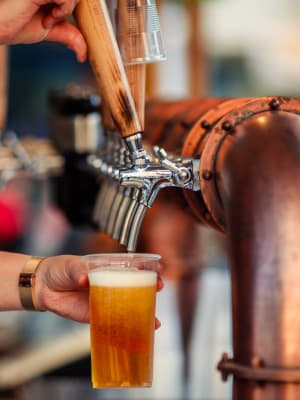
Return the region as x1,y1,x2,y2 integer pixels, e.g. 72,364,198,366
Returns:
146,97,300,233
181,97,300,231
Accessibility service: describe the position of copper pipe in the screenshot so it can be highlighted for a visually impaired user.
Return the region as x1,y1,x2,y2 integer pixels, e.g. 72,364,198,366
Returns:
145,96,300,232
182,97,252,230
145,97,223,152
181,96,300,399
218,111,300,399
144,96,300,398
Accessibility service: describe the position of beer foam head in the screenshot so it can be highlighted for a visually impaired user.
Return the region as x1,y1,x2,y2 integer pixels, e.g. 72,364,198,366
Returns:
88,267,157,287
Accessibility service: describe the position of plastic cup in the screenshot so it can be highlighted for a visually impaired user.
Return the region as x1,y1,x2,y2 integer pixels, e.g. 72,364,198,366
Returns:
115,0,166,65
83,253,160,389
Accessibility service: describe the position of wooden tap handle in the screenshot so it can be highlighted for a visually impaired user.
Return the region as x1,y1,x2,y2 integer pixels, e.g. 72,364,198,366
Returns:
100,98,115,131
126,64,146,130
75,0,142,138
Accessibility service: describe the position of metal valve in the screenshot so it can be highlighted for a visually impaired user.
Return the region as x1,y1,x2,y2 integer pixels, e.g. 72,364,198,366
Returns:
152,145,192,184
88,139,200,251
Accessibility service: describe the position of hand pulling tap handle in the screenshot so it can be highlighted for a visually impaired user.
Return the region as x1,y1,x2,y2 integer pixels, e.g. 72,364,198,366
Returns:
75,0,142,139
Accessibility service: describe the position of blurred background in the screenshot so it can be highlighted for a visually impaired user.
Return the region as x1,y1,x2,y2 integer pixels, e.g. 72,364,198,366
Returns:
1,0,300,399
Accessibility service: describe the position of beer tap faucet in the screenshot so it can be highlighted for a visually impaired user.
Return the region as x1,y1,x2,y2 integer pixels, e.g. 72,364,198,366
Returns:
119,145,200,250
88,143,200,250
76,0,200,251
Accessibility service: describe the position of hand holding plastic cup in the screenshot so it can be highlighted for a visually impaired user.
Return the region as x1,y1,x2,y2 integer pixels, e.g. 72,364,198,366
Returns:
83,253,161,389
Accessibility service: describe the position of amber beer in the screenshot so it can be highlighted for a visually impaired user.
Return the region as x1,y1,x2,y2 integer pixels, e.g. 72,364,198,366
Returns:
87,256,158,389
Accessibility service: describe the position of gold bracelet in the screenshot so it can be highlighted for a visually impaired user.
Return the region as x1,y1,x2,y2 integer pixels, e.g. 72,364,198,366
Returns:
19,256,45,311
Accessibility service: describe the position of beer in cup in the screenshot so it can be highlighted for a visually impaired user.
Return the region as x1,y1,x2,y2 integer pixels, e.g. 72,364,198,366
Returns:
83,253,160,389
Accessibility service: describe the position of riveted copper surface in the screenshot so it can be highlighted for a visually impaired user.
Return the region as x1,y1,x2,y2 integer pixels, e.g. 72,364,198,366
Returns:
154,98,223,152
215,96,300,202
144,98,203,146
199,96,300,231
181,98,252,230
144,98,225,225
144,97,222,150
145,96,300,233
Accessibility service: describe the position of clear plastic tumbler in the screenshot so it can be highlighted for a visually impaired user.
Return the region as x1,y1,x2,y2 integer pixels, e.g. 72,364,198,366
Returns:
83,253,160,389
115,0,166,65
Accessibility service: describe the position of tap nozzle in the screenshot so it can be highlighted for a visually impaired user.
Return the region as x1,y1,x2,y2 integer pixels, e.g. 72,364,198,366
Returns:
89,138,199,251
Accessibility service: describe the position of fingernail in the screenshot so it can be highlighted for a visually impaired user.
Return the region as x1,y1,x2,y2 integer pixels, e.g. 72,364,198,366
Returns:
77,53,87,63
43,20,54,29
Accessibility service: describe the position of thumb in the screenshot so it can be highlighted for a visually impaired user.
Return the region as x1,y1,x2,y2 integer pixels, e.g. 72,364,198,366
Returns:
63,256,89,289
40,255,88,292
45,21,87,62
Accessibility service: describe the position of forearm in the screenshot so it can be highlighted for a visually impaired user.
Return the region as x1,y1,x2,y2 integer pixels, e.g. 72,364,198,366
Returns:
0,251,31,310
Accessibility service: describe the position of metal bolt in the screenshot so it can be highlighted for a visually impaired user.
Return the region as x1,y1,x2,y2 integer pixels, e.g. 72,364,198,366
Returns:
201,120,211,130
180,169,190,181
251,356,264,368
269,98,281,110
222,120,233,132
202,170,212,180
218,353,230,382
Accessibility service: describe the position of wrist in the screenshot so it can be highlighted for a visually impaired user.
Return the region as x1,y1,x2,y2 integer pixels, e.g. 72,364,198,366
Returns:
19,256,46,311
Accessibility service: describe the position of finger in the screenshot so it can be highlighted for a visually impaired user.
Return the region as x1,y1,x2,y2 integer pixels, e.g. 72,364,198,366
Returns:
45,21,87,62
49,291,90,323
43,0,75,16
42,14,60,29
156,276,164,292
157,261,165,274
65,258,89,289
41,3,72,28
155,318,161,330
51,5,72,19
79,274,89,288
51,0,79,18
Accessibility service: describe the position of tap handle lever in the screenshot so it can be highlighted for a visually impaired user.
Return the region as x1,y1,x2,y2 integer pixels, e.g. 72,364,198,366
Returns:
75,0,141,139
152,145,191,183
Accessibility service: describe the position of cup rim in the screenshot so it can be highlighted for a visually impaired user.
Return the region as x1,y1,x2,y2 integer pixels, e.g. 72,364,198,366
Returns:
82,253,161,261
